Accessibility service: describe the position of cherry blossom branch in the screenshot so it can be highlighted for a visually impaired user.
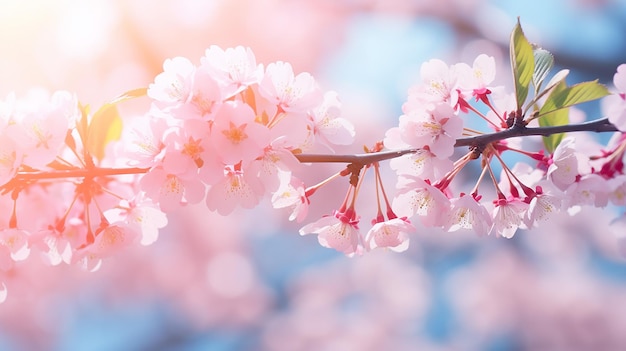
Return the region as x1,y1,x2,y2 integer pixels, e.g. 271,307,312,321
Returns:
8,167,150,182
295,117,619,165
295,149,419,164
3,119,618,184
454,117,618,148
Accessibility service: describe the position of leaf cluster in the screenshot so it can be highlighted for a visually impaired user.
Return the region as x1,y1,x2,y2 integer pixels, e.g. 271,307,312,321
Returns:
509,18,609,152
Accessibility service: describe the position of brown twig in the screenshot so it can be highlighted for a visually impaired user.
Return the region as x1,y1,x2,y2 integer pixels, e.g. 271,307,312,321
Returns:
295,117,619,165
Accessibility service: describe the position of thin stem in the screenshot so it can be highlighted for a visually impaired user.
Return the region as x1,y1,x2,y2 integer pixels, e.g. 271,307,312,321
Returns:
464,102,501,129
373,165,383,216
375,164,393,212
470,160,489,196
463,126,486,135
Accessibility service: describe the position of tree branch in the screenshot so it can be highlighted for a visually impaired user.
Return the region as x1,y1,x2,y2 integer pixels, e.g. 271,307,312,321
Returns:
454,117,618,147
8,167,149,182
4,118,619,185
295,117,619,165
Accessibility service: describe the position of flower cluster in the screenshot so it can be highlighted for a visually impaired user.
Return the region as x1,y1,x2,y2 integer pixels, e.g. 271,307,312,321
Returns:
0,90,169,303
383,51,626,243
0,45,357,302
138,46,355,217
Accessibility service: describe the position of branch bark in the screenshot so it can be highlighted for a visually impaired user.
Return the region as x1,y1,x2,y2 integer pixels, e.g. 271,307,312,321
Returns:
295,117,619,165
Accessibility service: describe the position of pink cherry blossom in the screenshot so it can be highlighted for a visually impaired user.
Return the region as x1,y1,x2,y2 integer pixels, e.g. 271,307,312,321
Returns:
396,102,463,158
205,166,265,215
608,175,626,206
140,167,206,212
70,223,139,273
90,224,139,258
0,229,30,270
201,45,263,98
365,217,414,252
603,63,626,131
197,139,227,186
266,110,311,151
43,235,73,266
392,176,450,227
564,174,610,213
148,56,195,109
444,194,492,236
614,63,626,93
29,228,73,266
122,115,169,168
172,68,223,120
547,137,589,191
382,125,408,149
8,90,77,168
248,146,301,193
299,209,362,257
210,101,270,165
456,54,496,102
490,197,528,238
161,124,208,178
388,147,454,181
309,91,355,149
526,186,562,228
0,136,22,187
259,61,322,113
403,59,460,111
57,217,90,253
271,172,310,222
72,250,102,273
104,199,168,246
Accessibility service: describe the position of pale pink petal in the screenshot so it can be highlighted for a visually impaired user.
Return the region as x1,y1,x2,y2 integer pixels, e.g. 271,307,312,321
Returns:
211,101,270,164
392,177,450,227
148,56,195,105
526,191,562,227
366,218,414,252
0,229,30,261
0,136,22,186
614,63,626,93
445,195,492,236
205,171,264,215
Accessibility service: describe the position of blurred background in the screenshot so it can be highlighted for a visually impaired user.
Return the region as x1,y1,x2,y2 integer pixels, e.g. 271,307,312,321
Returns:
1,0,626,350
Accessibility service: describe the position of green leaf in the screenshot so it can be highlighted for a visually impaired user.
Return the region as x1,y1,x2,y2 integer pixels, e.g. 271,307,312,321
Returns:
523,69,569,115
532,46,553,93
540,69,569,96
87,104,123,162
109,87,147,104
85,88,147,162
510,18,535,110
540,109,569,153
538,80,610,116
538,81,568,153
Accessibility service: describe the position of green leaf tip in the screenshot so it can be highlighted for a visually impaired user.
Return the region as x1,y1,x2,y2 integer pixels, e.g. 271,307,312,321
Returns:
510,18,535,110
